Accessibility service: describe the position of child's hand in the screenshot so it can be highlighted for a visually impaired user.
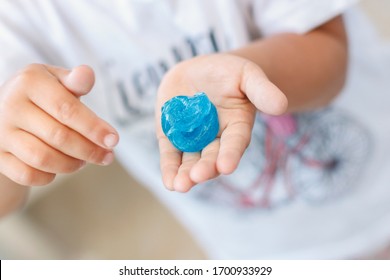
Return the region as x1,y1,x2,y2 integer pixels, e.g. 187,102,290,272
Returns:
156,54,287,192
0,64,119,186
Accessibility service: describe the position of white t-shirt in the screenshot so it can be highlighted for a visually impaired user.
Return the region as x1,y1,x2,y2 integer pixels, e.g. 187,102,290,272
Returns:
3,0,390,259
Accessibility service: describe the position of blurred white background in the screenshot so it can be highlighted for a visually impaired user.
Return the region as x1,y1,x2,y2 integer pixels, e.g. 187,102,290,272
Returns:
0,0,389,259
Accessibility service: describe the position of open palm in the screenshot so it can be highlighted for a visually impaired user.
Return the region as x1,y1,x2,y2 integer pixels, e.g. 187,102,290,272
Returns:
156,54,287,192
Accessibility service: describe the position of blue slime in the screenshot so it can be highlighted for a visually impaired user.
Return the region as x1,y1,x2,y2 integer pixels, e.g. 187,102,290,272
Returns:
161,92,219,152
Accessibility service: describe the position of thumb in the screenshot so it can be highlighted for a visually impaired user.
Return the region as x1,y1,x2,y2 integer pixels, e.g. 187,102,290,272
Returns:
44,64,95,97
241,62,288,115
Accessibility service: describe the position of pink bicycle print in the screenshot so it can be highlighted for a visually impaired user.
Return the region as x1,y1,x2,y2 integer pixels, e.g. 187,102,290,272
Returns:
197,108,372,209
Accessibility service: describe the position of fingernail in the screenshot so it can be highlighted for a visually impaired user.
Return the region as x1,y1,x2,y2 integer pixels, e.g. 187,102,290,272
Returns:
104,133,118,148
101,152,114,166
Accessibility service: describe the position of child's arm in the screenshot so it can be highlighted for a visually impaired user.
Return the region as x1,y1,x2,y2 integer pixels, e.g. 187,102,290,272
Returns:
156,16,347,192
231,16,347,112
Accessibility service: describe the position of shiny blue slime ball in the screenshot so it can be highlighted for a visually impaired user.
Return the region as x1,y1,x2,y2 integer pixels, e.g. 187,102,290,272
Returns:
161,92,219,152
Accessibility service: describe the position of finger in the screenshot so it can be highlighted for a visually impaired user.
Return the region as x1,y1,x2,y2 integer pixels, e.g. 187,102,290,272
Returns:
0,152,56,186
241,62,288,115
217,121,252,175
173,152,201,192
158,137,182,190
27,65,119,149
3,129,86,174
190,139,220,183
44,64,95,97
13,104,114,165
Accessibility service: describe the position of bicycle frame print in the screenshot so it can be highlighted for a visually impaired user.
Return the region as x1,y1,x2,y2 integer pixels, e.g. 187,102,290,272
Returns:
198,109,371,209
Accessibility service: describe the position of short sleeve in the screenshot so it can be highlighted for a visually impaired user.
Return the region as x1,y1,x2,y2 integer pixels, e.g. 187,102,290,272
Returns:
252,0,360,36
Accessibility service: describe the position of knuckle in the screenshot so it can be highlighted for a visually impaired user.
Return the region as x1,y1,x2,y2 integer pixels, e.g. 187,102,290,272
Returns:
86,146,105,164
50,126,70,147
63,160,83,173
86,147,98,163
57,101,78,123
19,168,56,186
18,168,37,186
85,118,100,135
80,116,102,140
29,149,51,170
14,64,42,85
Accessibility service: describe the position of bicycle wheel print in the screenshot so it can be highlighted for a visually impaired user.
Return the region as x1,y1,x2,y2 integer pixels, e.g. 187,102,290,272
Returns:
288,108,372,203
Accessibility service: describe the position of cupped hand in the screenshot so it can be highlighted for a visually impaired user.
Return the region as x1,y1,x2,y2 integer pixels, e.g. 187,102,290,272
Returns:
156,54,287,192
